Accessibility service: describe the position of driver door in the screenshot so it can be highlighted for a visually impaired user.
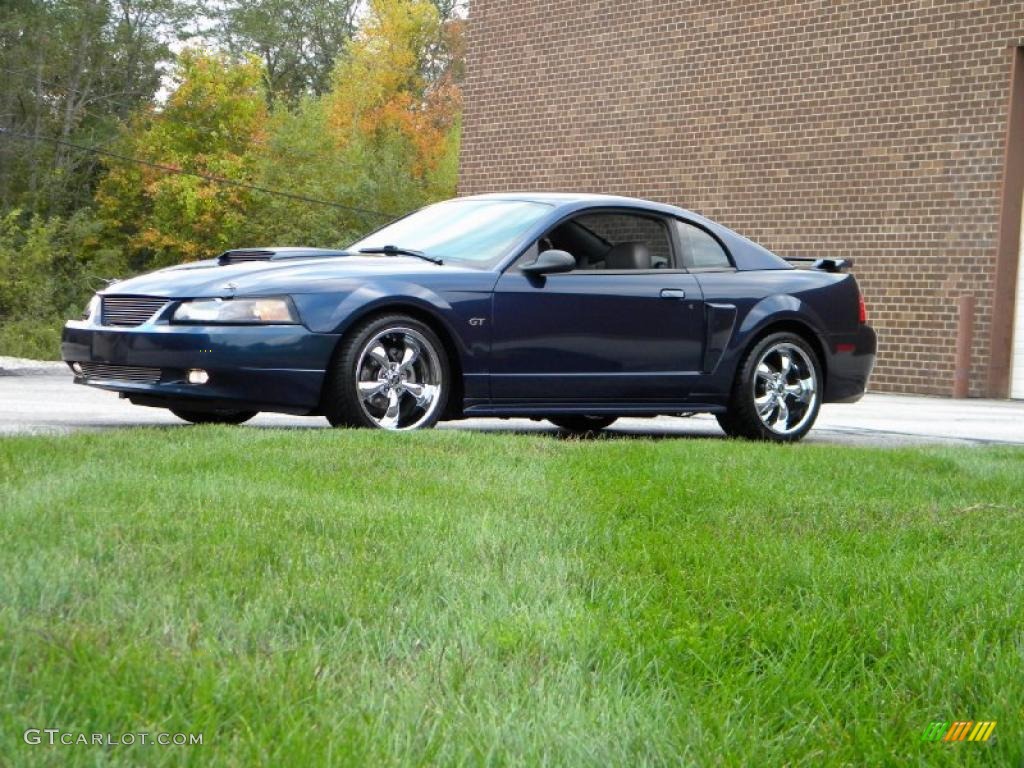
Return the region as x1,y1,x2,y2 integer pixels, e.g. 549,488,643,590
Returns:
489,210,705,403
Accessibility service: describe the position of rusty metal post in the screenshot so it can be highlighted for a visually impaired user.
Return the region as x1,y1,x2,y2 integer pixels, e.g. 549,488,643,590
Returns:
953,294,976,398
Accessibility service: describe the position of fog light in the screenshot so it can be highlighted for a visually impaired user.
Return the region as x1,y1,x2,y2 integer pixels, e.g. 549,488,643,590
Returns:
71,362,83,375
187,369,209,385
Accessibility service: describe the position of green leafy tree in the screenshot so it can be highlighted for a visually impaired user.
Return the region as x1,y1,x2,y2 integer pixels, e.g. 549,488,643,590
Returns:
0,209,124,358
0,0,192,216
206,0,360,105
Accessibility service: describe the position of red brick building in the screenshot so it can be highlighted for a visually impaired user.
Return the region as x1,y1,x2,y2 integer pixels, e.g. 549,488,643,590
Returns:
459,1,1024,397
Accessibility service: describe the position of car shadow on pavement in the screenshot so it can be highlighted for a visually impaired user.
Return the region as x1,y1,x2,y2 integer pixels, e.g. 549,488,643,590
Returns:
449,424,725,441
38,418,729,441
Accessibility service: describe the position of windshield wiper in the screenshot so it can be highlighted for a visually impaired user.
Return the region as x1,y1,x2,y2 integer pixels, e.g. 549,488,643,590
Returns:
358,245,443,265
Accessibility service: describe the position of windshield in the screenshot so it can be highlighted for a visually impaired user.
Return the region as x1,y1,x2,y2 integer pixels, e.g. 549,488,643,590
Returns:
349,199,552,267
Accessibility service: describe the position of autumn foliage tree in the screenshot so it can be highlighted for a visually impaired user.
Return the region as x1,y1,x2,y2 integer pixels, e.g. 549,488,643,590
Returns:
96,51,268,267
97,1,462,266
326,0,462,212
248,0,463,245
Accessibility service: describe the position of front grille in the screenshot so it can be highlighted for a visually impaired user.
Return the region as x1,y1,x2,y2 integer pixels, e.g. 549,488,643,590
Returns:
78,362,162,384
101,296,168,327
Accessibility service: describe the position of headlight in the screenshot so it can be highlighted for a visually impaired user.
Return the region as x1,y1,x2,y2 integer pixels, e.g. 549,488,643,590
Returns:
172,297,298,324
82,294,101,322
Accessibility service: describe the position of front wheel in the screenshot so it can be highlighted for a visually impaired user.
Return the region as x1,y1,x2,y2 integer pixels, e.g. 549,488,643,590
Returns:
717,332,821,442
171,408,258,425
323,314,449,430
548,416,618,434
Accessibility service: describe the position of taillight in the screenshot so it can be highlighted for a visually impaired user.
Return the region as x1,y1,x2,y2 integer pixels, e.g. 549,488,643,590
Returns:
858,293,867,324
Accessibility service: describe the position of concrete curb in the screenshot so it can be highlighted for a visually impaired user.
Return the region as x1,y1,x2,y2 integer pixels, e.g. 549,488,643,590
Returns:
0,357,67,377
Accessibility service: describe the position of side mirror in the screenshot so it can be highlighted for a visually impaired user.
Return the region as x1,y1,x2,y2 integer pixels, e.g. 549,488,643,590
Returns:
520,249,576,276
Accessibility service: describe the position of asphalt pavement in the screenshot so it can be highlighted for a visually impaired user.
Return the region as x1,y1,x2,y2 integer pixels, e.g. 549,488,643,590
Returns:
1,365,1022,446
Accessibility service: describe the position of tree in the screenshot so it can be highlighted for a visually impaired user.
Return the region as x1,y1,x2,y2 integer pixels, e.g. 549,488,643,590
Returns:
0,0,192,216
0,0,469,360
240,0,464,248
204,0,359,105
429,0,467,21
95,50,268,267
199,0,464,109
324,0,462,217
0,208,125,358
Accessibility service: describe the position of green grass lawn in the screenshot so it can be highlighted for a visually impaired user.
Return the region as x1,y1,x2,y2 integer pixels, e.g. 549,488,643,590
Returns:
1,429,1022,766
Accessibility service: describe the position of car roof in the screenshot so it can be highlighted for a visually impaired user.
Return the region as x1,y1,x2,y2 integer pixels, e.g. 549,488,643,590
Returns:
459,192,688,217
457,193,790,272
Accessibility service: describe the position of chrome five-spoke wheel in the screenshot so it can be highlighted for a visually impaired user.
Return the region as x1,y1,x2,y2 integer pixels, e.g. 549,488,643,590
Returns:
323,314,449,430
752,342,818,436
355,327,443,430
717,332,822,442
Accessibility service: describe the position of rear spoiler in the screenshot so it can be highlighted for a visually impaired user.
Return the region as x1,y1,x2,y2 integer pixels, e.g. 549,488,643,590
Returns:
784,257,854,273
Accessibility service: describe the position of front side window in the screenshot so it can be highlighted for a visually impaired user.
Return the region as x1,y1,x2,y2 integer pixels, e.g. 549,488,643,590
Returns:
676,220,731,269
350,199,552,267
537,212,673,270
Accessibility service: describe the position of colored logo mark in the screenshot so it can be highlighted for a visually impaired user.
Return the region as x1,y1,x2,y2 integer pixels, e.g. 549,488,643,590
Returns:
921,721,996,743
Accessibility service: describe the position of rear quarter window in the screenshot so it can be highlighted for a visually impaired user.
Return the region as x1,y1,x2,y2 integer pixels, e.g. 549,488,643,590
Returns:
676,220,731,269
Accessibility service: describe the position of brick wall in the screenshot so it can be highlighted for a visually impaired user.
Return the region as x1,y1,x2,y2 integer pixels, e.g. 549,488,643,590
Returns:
460,0,1024,396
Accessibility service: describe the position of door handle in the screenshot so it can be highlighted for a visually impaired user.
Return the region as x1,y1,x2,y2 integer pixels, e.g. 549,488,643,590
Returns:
660,288,687,299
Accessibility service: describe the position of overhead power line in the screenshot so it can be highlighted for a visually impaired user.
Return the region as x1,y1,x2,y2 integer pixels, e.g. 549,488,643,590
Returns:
0,126,397,221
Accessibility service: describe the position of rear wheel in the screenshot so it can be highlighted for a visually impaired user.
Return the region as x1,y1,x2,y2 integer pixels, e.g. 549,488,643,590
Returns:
323,314,449,430
717,332,821,442
171,408,258,425
548,415,618,434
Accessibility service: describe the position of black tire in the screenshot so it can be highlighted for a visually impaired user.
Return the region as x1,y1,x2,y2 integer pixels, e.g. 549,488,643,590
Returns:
322,313,450,430
548,415,618,434
717,331,822,443
170,408,258,425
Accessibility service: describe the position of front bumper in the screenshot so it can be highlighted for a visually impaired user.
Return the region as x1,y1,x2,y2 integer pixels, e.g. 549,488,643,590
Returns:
61,320,339,414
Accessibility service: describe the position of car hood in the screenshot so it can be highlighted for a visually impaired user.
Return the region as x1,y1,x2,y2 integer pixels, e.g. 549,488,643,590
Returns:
100,255,488,298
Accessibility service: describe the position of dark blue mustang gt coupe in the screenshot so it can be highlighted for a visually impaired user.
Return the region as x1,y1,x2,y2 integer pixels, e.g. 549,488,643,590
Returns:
62,193,875,441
